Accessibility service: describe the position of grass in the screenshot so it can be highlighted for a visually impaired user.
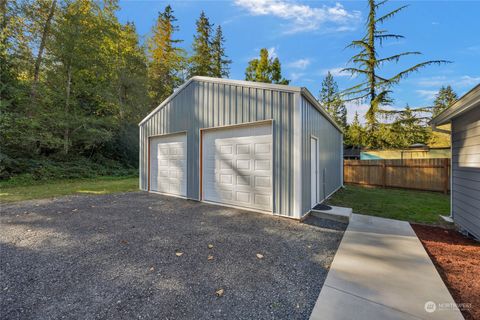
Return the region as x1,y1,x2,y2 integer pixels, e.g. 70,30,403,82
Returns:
326,184,450,224
0,176,138,203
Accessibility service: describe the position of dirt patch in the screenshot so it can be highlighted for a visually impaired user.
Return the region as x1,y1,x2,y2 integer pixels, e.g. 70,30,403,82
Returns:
412,224,480,320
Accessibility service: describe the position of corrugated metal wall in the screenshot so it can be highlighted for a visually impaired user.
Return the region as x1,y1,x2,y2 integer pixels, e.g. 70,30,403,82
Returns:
139,79,296,216
300,96,342,215
452,106,480,239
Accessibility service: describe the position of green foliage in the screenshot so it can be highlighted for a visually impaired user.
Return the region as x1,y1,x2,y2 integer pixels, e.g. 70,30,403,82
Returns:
432,85,458,117
342,0,449,142
344,112,364,146
211,25,231,78
148,5,186,104
319,72,347,129
1,0,149,180
189,11,213,77
188,12,231,78
245,48,289,84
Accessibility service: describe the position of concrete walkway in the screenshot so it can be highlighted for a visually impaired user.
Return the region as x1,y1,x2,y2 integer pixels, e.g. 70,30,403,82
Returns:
310,214,464,320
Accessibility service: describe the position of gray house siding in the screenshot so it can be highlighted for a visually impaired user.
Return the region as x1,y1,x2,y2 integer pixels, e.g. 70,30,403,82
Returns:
139,79,296,217
451,106,480,239
300,96,343,215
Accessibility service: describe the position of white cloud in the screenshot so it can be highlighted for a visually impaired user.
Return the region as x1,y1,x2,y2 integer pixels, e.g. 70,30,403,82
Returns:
288,58,311,70
290,72,305,81
417,75,480,88
321,67,352,78
234,0,361,34
416,89,437,101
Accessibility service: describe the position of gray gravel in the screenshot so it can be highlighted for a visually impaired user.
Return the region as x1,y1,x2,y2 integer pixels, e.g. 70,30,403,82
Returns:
0,192,345,320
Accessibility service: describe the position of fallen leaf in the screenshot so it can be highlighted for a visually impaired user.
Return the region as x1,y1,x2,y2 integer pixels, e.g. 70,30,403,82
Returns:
256,253,264,259
207,255,214,261
120,240,128,245
215,288,224,297
149,266,155,272
175,252,183,257
208,244,214,249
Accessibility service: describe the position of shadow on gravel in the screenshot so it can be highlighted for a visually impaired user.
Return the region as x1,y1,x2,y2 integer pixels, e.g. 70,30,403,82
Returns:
1,192,346,320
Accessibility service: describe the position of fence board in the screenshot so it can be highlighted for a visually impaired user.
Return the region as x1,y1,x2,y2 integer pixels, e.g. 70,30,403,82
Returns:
344,158,450,193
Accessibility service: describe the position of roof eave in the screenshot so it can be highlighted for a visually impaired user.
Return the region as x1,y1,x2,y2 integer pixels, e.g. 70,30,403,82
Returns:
429,83,480,127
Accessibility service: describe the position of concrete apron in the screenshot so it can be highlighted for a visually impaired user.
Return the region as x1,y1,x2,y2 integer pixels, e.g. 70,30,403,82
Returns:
310,214,464,320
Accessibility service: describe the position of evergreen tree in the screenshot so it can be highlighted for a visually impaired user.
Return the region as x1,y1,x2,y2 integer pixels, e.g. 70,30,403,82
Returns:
388,105,430,148
432,85,457,117
345,112,364,147
319,72,347,129
245,48,289,84
189,11,213,77
211,25,231,78
342,0,449,145
148,5,186,103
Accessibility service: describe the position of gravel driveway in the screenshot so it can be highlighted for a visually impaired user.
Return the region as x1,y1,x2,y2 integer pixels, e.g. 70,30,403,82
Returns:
0,192,345,320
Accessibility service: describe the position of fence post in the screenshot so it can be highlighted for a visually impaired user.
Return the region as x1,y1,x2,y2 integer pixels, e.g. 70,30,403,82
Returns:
443,158,449,194
382,162,386,188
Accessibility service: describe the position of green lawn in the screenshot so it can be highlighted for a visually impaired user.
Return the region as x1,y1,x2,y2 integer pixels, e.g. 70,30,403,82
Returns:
0,176,138,203
326,184,450,224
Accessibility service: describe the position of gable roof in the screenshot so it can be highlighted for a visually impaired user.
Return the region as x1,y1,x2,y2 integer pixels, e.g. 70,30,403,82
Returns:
139,76,342,132
430,84,480,126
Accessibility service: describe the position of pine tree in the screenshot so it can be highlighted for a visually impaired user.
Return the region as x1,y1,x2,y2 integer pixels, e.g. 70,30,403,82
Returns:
211,25,231,78
432,85,457,117
245,48,289,84
345,112,364,147
148,5,186,104
319,72,347,129
342,0,449,144
388,105,430,148
189,11,213,77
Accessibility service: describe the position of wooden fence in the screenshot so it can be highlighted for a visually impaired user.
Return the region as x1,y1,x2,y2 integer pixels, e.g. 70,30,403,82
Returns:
343,158,450,193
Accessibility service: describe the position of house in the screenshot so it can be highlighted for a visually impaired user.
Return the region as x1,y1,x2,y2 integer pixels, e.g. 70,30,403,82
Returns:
430,84,480,239
138,76,343,219
360,146,450,160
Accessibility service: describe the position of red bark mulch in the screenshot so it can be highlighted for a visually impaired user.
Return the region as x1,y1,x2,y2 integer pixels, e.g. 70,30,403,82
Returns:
412,224,480,320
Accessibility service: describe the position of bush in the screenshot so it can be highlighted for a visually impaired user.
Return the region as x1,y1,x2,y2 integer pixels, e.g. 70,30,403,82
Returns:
0,155,137,184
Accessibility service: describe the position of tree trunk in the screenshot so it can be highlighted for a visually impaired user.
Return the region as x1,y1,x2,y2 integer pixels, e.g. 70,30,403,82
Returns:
64,65,72,155
30,0,57,106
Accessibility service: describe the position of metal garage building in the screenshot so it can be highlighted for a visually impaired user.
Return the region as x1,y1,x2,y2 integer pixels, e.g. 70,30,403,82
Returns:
139,77,343,219
431,84,480,239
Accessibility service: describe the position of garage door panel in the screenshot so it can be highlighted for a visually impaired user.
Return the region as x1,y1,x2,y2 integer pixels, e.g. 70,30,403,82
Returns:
203,124,272,212
150,134,187,197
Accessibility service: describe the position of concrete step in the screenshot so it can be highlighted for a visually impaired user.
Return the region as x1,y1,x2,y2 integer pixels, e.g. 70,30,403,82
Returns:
311,205,352,223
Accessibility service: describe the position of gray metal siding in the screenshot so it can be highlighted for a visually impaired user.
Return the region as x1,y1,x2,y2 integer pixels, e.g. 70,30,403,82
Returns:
139,80,296,216
300,96,342,215
452,105,480,239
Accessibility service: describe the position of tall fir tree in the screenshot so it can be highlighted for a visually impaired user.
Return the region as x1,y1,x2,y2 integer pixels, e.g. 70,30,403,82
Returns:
319,71,347,129
432,85,457,117
211,25,231,78
147,5,186,104
342,0,449,146
189,11,213,77
245,48,289,84
345,112,364,147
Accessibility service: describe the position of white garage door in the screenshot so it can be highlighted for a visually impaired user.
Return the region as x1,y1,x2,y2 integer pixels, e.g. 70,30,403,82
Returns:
203,123,272,211
150,133,187,197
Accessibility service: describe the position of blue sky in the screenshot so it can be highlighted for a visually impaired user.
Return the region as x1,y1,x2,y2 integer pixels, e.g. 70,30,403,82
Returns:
117,0,480,123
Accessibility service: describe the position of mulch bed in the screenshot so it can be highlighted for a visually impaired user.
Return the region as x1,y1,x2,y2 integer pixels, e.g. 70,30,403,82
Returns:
412,224,480,320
